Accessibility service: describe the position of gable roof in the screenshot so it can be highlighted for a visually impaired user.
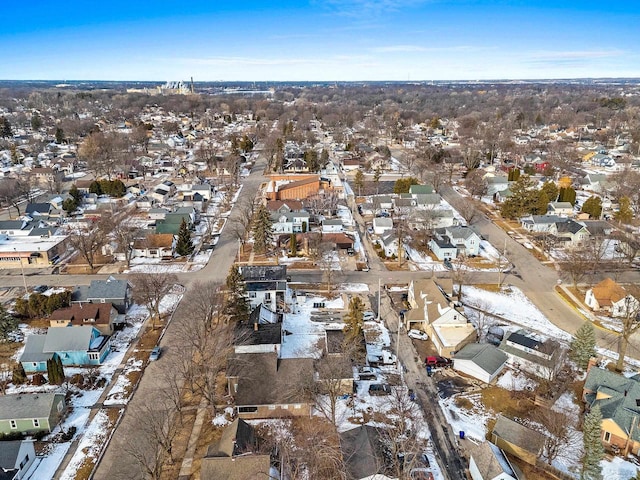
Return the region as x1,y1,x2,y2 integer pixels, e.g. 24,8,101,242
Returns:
492,415,545,456
466,440,517,480
43,325,99,352
454,343,507,375
20,334,53,363
339,425,386,479
239,265,287,282
0,393,63,421
200,455,272,480
409,184,434,195
227,352,313,406
49,303,115,326
590,278,628,305
84,278,129,300
584,367,640,442
0,440,23,470
206,418,256,457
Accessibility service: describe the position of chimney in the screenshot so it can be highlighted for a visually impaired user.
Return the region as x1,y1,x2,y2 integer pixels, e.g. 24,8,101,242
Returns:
586,356,598,373
254,321,258,332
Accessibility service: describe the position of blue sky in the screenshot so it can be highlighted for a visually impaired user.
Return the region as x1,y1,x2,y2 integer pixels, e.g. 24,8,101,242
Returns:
2,0,639,81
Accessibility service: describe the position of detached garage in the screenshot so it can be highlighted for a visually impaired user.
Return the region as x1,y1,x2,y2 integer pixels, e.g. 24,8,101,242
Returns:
453,343,507,384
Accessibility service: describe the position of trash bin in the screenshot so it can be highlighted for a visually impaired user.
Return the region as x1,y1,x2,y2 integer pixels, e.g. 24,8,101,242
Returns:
459,431,465,439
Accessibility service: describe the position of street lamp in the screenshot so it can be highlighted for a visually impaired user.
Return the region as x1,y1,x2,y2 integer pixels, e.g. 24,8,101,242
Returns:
14,248,28,295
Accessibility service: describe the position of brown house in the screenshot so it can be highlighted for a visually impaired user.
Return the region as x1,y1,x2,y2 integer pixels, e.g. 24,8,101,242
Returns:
227,351,313,419
265,174,323,201
132,233,175,259
49,303,119,335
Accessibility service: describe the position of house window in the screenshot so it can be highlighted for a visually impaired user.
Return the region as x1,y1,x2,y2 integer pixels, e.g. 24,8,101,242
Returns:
238,406,258,413
265,293,271,301
604,431,611,443
32,362,38,368
19,454,30,469
249,292,256,299
88,352,100,361
293,404,302,409
10,420,17,429
33,419,40,428
268,405,276,410
100,299,106,303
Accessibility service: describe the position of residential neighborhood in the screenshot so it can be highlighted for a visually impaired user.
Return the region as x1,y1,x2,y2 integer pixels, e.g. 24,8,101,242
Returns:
0,78,639,480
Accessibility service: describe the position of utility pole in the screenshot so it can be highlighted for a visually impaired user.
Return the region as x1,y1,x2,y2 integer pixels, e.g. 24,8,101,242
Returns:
377,277,381,322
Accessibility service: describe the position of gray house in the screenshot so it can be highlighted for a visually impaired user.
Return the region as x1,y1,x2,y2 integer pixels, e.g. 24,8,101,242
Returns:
72,277,132,314
0,393,66,435
0,440,36,480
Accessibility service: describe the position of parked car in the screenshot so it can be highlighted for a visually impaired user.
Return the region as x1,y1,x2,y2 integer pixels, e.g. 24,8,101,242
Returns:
368,384,392,396
363,311,376,321
33,285,48,293
425,356,452,368
408,329,428,341
443,259,452,270
149,346,161,361
347,247,356,256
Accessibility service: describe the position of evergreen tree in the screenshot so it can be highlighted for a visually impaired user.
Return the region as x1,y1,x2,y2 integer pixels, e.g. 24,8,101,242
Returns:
541,180,559,203
46,358,58,384
0,117,12,138
570,322,597,370
55,356,65,384
55,126,65,144
558,186,577,205
89,180,102,195
175,218,194,256
393,177,420,194
62,198,78,214
224,265,250,322
508,168,521,181
354,170,365,196
373,167,382,194
500,175,539,219
10,144,19,164
289,233,298,257
581,196,603,219
252,205,274,254
615,197,633,224
31,113,42,131
533,191,550,215
304,149,320,172
0,306,18,342
12,363,26,385
581,404,604,480
344,297,365,342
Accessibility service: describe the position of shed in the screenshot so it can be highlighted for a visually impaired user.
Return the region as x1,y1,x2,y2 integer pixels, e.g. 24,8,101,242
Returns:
453,343,508,383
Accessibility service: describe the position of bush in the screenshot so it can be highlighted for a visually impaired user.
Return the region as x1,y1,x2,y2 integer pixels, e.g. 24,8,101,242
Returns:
60,426,77,442
31,373,47,386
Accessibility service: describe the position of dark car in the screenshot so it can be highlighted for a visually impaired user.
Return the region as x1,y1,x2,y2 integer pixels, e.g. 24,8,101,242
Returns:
368,384,392,396
33,285,48,293
425,356,452,368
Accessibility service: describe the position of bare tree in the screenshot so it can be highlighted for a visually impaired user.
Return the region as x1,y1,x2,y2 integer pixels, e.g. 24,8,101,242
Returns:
560,247,593,289
318,245,337,291
229,197,258,254
529,408,579,466
450,254,472,301
67,217,112,272
615,286,640,371
456,200,478,225
464,168,488,199
130,273,179,328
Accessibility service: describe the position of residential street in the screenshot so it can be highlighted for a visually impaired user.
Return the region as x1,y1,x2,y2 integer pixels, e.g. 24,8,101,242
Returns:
92,157,267,480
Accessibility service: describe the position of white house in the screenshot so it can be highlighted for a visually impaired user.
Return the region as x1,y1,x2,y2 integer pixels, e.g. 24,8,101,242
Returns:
271,211,311,234
378,232,399,258
499,330,564,380
0,439,36,480
585,278,640,318
453,343,508,384
467,441,518,480
405,279,476,358
372,217,393,235
444,226,481,257
547,201,574,216
321,219,344,233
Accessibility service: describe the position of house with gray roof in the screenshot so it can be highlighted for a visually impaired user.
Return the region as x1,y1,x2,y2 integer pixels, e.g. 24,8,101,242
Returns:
583,367,640,456
453,343,508,383
72,277,131,313
499,330,564,380
0,439,36,480
466,439,518,480
0,393,66,435
200,418,275,480
491,415,545,466
20,326,111,373
239,265,288,313
409,184,434,195
226,351,314,419
339,425,395,480
271,210,310,234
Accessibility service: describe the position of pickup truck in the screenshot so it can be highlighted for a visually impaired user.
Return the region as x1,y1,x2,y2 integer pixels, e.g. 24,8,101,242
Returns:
425,356,452,368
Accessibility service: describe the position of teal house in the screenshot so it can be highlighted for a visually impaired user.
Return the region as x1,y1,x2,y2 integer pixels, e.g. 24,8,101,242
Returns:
20,326,111,373
0,393,66,435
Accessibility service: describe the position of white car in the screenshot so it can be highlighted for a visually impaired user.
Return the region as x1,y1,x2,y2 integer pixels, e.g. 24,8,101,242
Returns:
363,311,376,321
408,329,428,341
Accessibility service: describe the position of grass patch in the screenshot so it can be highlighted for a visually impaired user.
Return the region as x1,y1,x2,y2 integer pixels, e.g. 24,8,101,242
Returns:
480,385,534,418
0,342,21,364
455,396,474,410
472,283,502,293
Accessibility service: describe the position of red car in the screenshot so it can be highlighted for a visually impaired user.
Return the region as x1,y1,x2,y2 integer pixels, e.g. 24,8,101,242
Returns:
425,356,452,368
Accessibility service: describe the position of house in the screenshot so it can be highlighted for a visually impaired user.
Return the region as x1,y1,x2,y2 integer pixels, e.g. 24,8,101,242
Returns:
547,201,574,216
270,210,311,234
265,200,304,213
466,440,518,480
585,278,639,318
583,366,640,455
49,303,120,335
200,418,274,480
0,234,69,269
486,176,509,197
321,233,355,250
443,226,481,257
20,326,111,372
322,218,344,233
265,175,321,201
132,233,175,259
155,207,195,235
550,219,590,247
428,236,457,261
405,279,476,358
409,184,434,195
72,277,131,314
490,415,545,466
378,232,399,258
453,343,508,384
339,425,397,480
372,217,393,235
234,320,282,355
239,265,288,313
520,215,564,233
498,330,563,380
0,440,36,480
0,393,66,435
226,351,314,419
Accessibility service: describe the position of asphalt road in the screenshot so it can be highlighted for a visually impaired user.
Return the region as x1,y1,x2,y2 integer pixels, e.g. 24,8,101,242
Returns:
92,158,267,480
